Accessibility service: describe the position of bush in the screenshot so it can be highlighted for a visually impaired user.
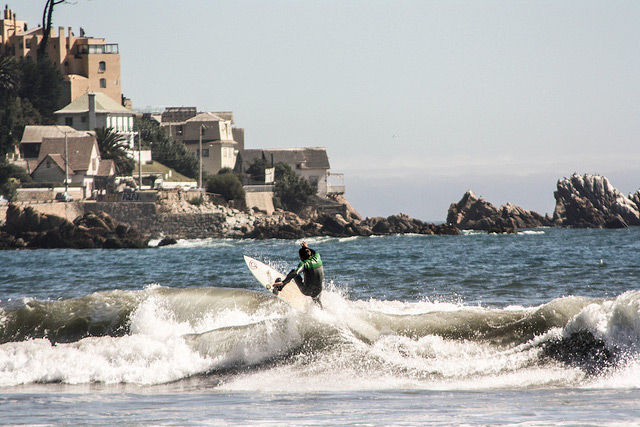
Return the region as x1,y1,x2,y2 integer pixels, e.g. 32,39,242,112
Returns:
274,163,315,213
188,196,204,206
206,172,245,202
0,162,33,201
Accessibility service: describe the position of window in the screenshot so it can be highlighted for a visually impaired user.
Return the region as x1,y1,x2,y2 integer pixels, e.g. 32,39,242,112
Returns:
98,61,106,73
197,149,210,158
100,78,106,88
81,116,86,123
65,117,73,126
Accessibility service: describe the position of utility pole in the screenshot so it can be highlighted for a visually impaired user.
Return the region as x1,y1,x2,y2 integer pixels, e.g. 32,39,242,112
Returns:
199,124,204,191
138,131,142,189
64,130,69,196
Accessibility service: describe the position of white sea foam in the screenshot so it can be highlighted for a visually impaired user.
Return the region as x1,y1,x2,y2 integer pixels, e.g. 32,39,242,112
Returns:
519,230,545,235
2,287,640,390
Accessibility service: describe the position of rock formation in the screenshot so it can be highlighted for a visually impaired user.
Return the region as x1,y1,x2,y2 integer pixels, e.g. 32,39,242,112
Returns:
552,174,640,228
246,212,459,239
447,190,551,233
0,204,148,249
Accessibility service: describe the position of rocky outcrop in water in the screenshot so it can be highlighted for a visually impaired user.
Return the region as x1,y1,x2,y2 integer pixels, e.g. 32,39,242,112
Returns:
247,212,459,239
447,190,551,233
0,204,149,249
552,174,640,228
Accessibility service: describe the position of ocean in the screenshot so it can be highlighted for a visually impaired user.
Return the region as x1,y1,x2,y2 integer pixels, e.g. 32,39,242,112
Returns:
1,227,640,426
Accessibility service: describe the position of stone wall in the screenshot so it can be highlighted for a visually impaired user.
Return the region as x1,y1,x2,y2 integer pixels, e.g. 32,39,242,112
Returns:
17,187,84,202
82,201,237,239
245,191,275,215
1,201,84,224
83,201,158,231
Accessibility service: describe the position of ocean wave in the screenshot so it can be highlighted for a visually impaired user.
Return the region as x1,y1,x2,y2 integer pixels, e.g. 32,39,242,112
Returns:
2,286,640,388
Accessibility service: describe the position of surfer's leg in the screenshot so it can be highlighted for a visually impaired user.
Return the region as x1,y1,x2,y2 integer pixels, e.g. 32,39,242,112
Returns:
312,294,323,309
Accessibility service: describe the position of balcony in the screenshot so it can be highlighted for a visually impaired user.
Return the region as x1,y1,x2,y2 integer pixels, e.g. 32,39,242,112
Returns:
327,173,345,195
76,44,119,55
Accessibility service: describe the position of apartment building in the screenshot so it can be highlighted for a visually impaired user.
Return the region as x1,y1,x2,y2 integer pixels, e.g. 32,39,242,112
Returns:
1,6,122,107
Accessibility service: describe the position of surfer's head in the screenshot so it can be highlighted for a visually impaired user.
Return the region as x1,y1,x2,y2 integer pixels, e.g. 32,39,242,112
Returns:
299,247,312,260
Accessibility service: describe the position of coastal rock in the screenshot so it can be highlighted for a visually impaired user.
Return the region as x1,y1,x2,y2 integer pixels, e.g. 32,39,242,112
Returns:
0,204,148,249
500,203,552,229
552,174,640,228
361,214,459,236
242,210,457,239
447,190,549,233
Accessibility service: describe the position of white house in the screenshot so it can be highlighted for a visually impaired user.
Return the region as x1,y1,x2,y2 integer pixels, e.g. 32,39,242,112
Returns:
54,92,136,147
240,148,344,196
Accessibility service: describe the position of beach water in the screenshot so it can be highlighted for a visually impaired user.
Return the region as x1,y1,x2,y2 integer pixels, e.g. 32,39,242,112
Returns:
1,228,640,425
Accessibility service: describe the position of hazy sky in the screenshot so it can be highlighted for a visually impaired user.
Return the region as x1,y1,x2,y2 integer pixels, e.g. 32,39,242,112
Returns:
17,0,640,220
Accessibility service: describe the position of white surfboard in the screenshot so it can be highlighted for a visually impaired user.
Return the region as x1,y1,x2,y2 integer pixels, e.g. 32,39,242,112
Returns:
243,255,311,311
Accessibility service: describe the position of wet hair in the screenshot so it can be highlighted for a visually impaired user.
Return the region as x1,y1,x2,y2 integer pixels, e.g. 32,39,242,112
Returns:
299,247,312,260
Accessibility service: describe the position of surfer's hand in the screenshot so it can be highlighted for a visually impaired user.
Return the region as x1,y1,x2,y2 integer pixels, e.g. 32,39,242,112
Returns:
300,241,308,249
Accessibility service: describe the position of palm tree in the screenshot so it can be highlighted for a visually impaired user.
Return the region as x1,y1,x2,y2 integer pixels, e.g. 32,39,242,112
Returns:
94,127,134,175
0,57,20,98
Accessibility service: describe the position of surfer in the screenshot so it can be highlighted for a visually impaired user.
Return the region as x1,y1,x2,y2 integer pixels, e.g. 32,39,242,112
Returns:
274,241,324,306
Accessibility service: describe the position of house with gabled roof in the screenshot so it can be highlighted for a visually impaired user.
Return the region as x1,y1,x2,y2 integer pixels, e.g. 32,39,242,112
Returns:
31,134,115,199
18,125,93,173
239,147,344,196
54,92,136,147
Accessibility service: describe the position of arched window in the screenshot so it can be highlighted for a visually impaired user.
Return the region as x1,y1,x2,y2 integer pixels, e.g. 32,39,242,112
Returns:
100,78,107,88
98,61,106,73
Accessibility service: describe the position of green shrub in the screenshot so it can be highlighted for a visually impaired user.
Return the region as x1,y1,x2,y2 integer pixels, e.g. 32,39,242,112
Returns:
188,196,204,206
274,163,315,213
206,172,245,202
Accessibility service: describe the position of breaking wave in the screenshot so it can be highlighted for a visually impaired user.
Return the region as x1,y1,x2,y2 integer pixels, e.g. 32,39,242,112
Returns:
1,286,639,389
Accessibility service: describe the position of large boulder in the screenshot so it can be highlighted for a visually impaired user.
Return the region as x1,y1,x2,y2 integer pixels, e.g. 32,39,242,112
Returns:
361,214,459,235
500,203,552,229
0,205,149,249
447,191,500,230
552,174,640,228
447,190,551,232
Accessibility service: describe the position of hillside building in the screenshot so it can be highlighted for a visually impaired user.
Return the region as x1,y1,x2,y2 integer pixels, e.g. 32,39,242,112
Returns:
1,6,123,107
240,148,344,196
54,92,136,147
160,108,244,179
31,134,115,199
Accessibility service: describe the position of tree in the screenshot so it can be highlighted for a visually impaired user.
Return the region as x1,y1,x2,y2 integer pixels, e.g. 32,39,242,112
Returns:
245,155,270,184
39,0,67,59
0,57,20,97
18,57,63,120
0,57,63,158
0,161,33,201
95,127,134,175
273,163,316,213
135,117,198,179
206,170,245,202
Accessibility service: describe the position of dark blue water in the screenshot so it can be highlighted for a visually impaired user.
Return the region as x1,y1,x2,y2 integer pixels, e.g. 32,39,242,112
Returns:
1,228,639,425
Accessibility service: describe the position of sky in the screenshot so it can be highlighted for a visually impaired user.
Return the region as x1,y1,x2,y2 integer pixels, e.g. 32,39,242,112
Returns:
16,0,640,221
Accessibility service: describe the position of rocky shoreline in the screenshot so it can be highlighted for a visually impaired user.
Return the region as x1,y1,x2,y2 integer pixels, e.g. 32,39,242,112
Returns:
2,173,638,249
0,204,148,249
0,201,460,249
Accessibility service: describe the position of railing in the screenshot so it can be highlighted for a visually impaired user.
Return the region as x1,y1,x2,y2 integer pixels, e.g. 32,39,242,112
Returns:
327,173,345,195
243,184,275,193
76,44,119,55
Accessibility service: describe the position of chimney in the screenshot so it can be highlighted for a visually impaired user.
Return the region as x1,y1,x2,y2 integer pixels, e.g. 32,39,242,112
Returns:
88,92,97,130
